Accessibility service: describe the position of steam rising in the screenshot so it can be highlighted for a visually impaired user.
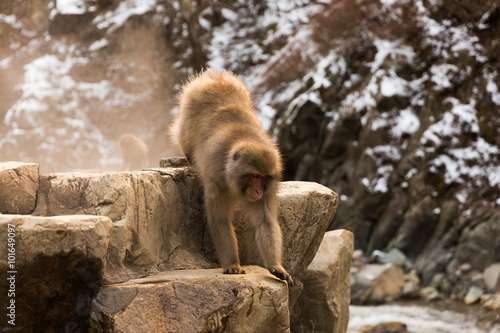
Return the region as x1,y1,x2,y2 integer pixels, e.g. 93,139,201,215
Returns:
0,0,178,172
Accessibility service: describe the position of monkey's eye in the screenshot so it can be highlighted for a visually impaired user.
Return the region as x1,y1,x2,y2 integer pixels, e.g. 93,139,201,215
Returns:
249,174,260,180
249,174,270,184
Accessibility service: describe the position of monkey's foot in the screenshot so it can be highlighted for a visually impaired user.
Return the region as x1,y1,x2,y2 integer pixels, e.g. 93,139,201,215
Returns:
269,266,294,286
223,264,246,274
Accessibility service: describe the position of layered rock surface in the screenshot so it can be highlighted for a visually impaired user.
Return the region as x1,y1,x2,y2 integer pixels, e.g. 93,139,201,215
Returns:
90,266,290,333
0,162,39,214
0,214,113,330
292,230,354,333
0,161,350,332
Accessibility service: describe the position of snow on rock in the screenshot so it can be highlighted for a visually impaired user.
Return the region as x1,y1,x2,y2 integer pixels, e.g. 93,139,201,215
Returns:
390,109,420,137
93,0,157,31
55,0,89,15
0,14,23,30
380,73,408,97
370,39,415,74
1,33,156,171
430,64,458,90
421,98,479,147
485,71,500,105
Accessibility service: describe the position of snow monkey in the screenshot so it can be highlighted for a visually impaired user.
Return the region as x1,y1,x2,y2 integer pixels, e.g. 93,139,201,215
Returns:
171,69,294,285
118,134,150,170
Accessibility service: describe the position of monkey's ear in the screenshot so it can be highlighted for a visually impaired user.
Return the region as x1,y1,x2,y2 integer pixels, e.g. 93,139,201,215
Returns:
231,144,248,161
233,149,242,161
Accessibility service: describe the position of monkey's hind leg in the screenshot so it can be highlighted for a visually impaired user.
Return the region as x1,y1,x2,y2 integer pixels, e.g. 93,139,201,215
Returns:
205,197,245,275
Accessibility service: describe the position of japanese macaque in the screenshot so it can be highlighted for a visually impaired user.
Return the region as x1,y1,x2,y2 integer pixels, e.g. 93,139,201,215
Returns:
170,69,293,285
118,134,150,170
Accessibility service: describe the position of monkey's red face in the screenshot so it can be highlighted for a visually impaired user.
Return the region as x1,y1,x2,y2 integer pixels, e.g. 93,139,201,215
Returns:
246,174,268,201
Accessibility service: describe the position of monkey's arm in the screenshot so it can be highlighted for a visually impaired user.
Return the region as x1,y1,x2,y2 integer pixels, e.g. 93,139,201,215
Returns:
248,199,294,286
205,193,245,274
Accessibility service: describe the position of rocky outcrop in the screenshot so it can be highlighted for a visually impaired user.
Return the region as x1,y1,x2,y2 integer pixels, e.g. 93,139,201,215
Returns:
0,162,39,214
34,167,207,280
90,266,290,333
0,214,113,330
33,163,338,283
0,161,347,332
292,230,354,333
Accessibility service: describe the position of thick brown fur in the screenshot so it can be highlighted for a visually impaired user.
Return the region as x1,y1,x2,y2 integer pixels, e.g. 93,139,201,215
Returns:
119,134,149,170
171,69,293,285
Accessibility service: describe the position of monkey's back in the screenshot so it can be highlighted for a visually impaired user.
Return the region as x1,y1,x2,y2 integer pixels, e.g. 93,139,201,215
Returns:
119,134,148,159
119,134,149,170
174,69,274,166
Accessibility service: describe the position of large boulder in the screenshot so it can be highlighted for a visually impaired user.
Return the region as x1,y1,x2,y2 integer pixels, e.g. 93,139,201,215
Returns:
0,214,113,331
351,264,405,304
0,162,39,214
34,167,208,282
484,263,500,293
90,266,290,333
292,229,354,333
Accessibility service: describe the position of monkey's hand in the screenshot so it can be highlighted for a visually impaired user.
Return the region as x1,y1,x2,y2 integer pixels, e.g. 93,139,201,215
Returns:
269,266,294,286
223,264,246,274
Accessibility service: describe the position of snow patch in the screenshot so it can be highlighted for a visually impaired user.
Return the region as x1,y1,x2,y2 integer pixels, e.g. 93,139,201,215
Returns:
362,146,401,194
380,73,408,97
0,14,23,30
89,39,109,51
485,71,500,105
417,7,487,62
370,40,415,73
430,64,458,89
56,0,87,15
422,98,478,146
429,135,500,188
391,109,420,137
93,0,157,31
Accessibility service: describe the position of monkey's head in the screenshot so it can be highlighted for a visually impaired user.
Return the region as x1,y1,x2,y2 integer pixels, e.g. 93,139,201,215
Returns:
227,141,282,201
